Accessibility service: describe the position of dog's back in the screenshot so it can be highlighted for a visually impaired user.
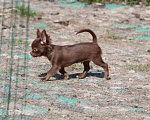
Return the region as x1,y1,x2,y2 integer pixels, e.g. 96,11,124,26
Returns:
50,42,101,67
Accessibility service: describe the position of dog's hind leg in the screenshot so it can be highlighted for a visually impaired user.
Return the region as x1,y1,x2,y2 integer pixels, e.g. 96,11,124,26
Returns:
78,61,90,79
92,55,109,80
59,67,69,80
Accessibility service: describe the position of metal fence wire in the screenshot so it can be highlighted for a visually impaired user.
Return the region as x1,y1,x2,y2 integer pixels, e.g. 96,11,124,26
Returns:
0,0,30,119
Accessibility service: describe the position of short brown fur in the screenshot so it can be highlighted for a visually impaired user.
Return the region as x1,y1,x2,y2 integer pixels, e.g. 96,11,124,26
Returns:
30,29,109,81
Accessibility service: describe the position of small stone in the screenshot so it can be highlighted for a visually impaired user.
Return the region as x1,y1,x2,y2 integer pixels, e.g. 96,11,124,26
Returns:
134,105,138,108
95,3,105,8
73,95,77,98
20,24,25,28
37,16,42,20
128,70,135,73
21,74,25,77
51,12,59,15
121,60,126,62
62,115,66,118
53,20,69,26
137,86,142,89
143,83,149,85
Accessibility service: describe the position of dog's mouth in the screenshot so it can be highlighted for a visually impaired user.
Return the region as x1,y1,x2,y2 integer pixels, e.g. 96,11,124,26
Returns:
30,51,40,57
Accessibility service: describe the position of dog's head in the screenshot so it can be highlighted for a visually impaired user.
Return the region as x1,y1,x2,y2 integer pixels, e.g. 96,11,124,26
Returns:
30,29,52,57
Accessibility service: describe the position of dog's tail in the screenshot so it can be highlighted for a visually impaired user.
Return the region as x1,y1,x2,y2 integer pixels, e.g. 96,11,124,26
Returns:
76,29,97,43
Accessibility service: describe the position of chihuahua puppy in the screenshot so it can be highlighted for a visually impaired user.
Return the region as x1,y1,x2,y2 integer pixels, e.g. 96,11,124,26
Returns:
30,29,109,81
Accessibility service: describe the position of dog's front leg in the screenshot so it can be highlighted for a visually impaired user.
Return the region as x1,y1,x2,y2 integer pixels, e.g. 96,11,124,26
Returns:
41,65,60,81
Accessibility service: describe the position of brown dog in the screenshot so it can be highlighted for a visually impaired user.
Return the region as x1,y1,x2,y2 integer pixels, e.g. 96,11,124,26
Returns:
30,29,109,81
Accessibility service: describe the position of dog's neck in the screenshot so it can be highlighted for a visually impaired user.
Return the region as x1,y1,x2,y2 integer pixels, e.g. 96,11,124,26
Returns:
44,44,55,60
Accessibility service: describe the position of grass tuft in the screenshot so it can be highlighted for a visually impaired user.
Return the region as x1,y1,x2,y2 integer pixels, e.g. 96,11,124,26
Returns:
16,4,37,17
77,0,150,6
124,64,150,72
106,32,122,40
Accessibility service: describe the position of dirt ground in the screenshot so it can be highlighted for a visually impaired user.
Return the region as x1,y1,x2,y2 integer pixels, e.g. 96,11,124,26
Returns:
0,0,150,120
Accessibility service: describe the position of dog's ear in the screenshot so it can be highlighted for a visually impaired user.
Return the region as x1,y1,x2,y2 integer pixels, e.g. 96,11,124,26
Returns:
41,30,50,45
37,29,41,38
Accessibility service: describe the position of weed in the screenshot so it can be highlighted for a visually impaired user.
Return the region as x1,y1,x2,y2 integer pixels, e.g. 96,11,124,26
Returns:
70,64,82,70
144,0,150,6
124,64,150,72
78,0,106,4
16,4,37,17
106,32,122,40
16,39,28,45
77,0,150,6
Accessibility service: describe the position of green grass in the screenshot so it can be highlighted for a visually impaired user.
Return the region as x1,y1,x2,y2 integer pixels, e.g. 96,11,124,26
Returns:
70,64,83,70
77,0,150,6
16,5,37,17
125,64,150,72
15,39,28,45
78,0,106,4
144,0,150,6
106,32,122,40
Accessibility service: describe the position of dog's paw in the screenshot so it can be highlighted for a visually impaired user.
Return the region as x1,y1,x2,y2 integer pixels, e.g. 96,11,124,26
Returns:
105,77,111,80
41,77,48,81
77,74,85,79
64,73,69,80
64,77,69,80
104,75,109,80
77,76,83,79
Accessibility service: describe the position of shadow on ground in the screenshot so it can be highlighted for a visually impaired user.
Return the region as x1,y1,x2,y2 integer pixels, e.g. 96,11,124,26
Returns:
38,71,108,81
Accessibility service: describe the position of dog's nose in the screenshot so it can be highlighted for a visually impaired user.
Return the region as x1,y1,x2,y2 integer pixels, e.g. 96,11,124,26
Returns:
30,51,33,56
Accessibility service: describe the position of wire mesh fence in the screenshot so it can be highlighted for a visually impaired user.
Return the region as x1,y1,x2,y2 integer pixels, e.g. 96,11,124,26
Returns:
0,0,30,119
